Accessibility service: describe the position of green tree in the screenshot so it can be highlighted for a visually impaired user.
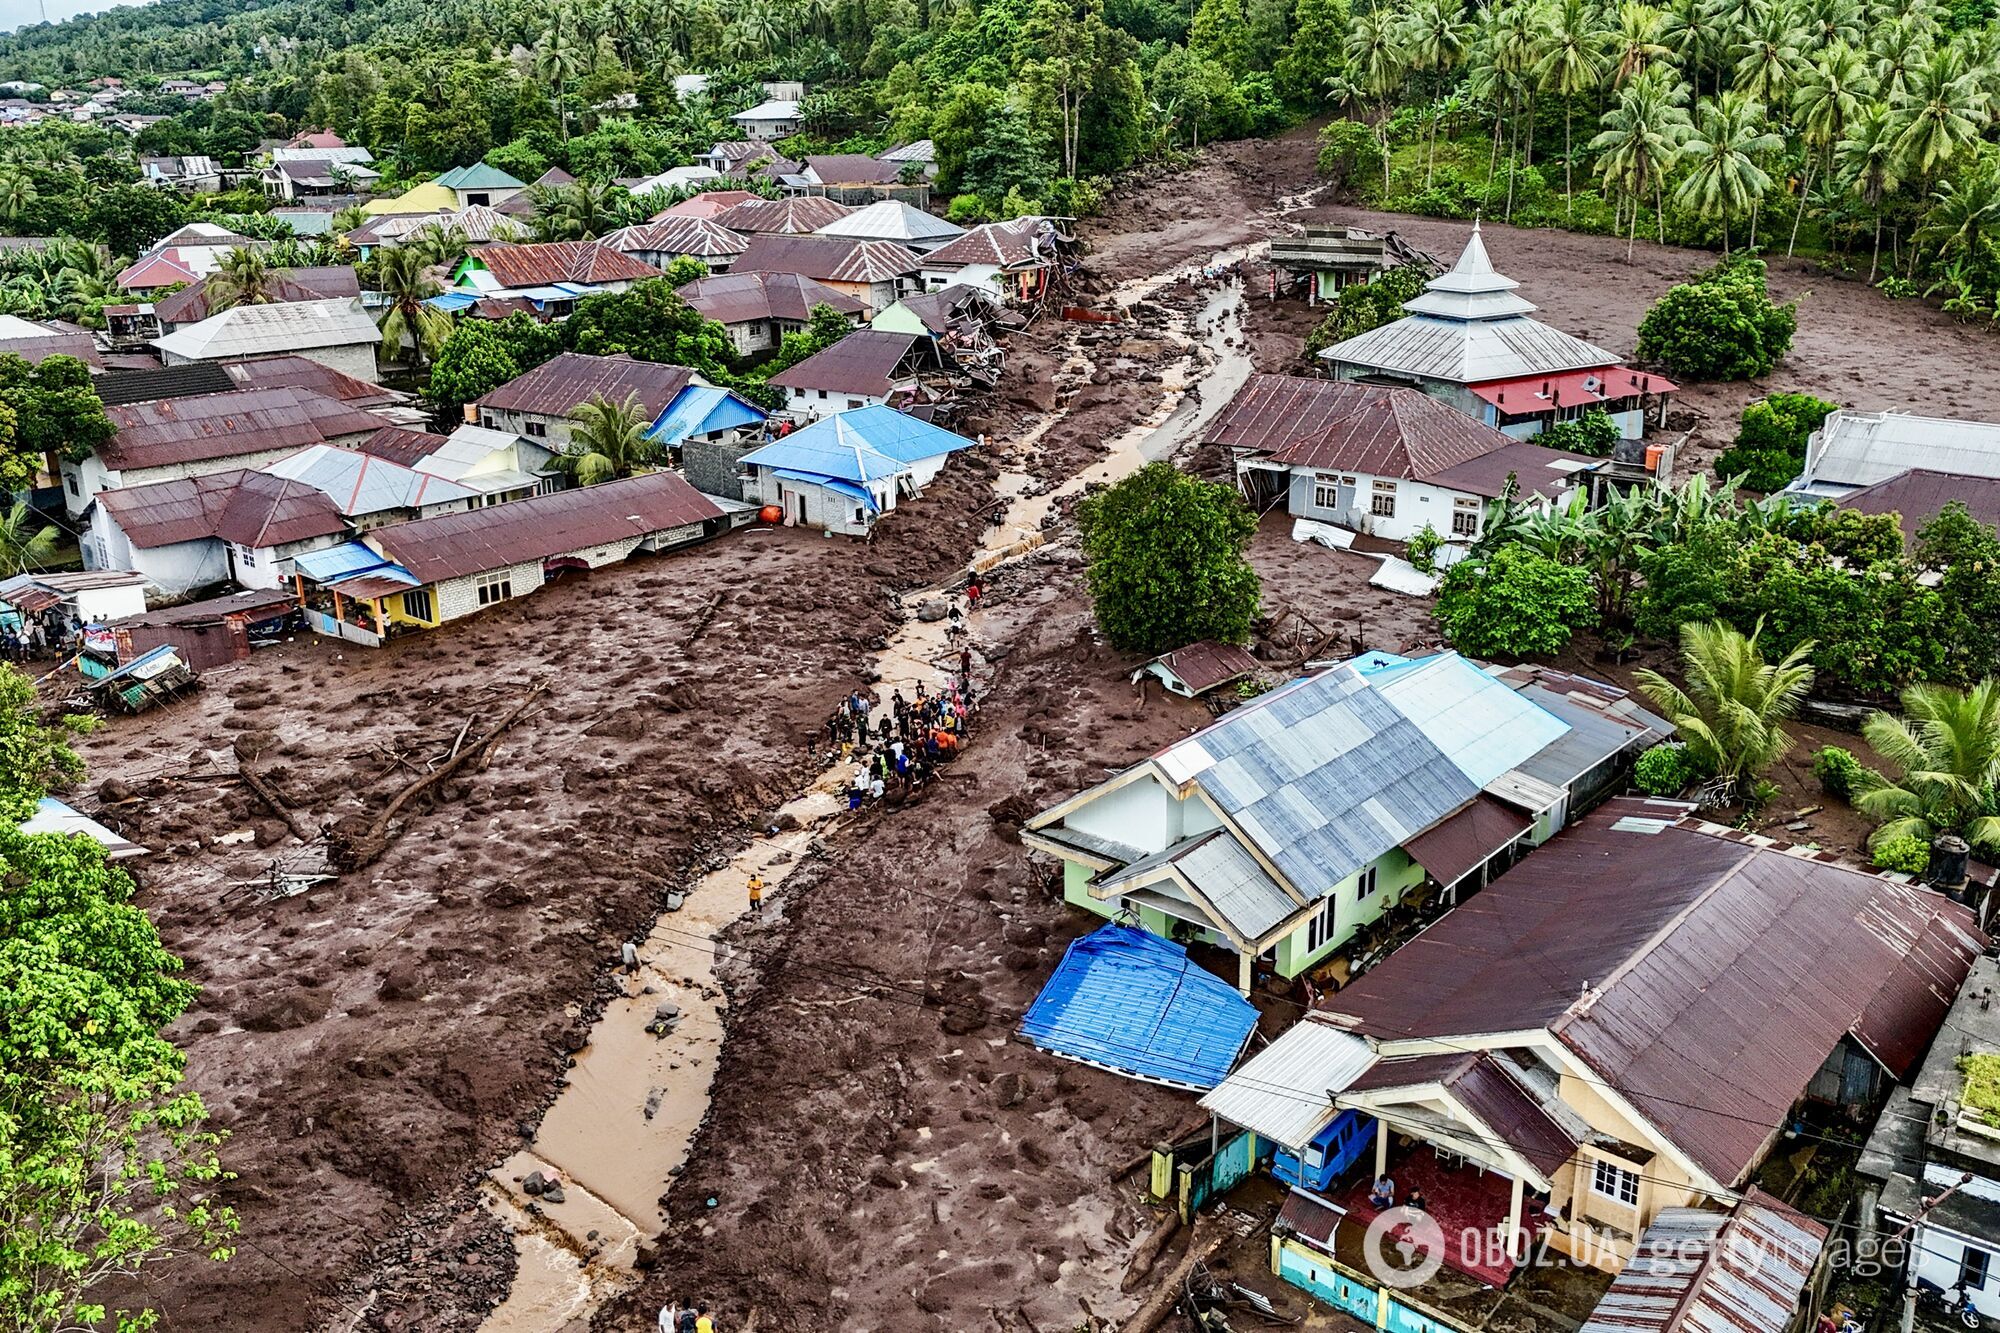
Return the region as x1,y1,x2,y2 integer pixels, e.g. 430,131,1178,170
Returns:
1434,544,1598,656
1856,680,2000,853
0,354,112,476
1635,619,1814,803
1535,0,1610,211
425,314,562,424
206,247,276,312
1916,502,2000,685
1635,257,1797,380
1075,462,1260,653
1835,102,1905,282
0,499,57,576
760,302,856,376
1673,93,1781,254
371,247,452,371
1590,67,1692,257
84,185,188,260
549,392,662,486
1273,0,1350,107
563,279,736,377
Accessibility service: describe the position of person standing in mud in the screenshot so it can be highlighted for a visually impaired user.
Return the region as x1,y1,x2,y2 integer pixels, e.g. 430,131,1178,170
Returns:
748,872,766,915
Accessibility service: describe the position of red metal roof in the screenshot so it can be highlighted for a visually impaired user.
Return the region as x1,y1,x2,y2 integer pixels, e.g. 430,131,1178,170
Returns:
0,331,103,368
733,233,923,285
110,585,296,627
1209,374,1527,481
656,190,757,220
369,470,721,584
476,353,695,421
1324,798,1985,1185
680,271,865,325
96,467,345,548
223,354,400,407
115,250,201,290
1349,1051,1580,1178
923,218,1053,271
1147,640,1262,696
103,386,386,472
354,425,448,468
470,241,662,288
1402,795,1533,887
1470,367,1676,413
713,196,854,235
153,265,361,326
769,330,921,397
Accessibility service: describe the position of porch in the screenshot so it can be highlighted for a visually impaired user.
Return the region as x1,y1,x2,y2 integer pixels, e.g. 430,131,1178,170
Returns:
1332,1139,1556,1288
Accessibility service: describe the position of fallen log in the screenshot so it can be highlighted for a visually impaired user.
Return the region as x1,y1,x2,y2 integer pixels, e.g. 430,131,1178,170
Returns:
1120,1215,1225,1333
327,681,549,871
239,765,307,841
1120,1211,1182,1292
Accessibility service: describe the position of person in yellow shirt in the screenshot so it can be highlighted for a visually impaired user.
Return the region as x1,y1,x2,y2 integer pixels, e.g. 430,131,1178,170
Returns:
694,1306,715,1333
748,873,766,915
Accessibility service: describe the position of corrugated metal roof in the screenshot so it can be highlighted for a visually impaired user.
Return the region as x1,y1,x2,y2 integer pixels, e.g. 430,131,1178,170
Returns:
1144,640,1262,695
1515,682,1666,789
434,161,524,190
1368,654,1568,787
96,467,346,548
1324,798,1986,1185
1426,437,1600,502
601,216,747,260
1320,310,1620,385
740,405,975,484
879,139,935,163
655,190,757,220
21,796,146,859
680,270,865,324
152,297,381,361
263,443,475,514
355,425,449,468
1206,374,1524,480
1276,1188,1344,1246
103,385,386,471
733,233,924,284
922,217,1058,271
1403,795,1532,887
804,153,901,186
477,353,696,420
1800,409,2000,492
94,362,238,407
223,354,402,407
368,469,722,584
1579,1189,1827,1333
713,196,855,235
768,329,922,397
1842,467,2000,540
814,199,963,245
1201,1014,1378,1147
153,265,362,326
1095,829,1302,943
1018,924,1258,1090
468,241,661,289
647,384,765,444
110,586,294,627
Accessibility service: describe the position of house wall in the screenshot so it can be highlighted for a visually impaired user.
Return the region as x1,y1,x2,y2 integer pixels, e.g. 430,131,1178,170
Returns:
454,185,523,209
1541,1070,1705,1271
1327,364,1488,420
923,262,1002,294
785,385,889,421
433,559,547,623
480,405,576,449
1066,776,1183,854
1913,1218,2000,1319
1274,848,1424,979
684,437,759,500
83,512,229,598
1280,467,1496,545
751,469,878,536
64,445,318,518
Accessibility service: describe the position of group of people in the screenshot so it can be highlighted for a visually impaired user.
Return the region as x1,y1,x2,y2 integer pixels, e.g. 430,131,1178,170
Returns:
1367,1174,1427,1215
830,662,978,810
1,612,73,662
657,1300,717,1332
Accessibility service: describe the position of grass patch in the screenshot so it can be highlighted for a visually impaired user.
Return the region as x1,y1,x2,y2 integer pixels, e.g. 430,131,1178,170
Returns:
1959,1053,2000,1128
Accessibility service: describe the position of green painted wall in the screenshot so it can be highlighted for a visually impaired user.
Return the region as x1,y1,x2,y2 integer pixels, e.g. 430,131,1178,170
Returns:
1063,860,1116,919
1273,849,1425,979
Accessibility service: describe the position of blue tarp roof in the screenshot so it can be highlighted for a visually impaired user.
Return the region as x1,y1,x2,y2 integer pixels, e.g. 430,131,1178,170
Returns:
738,405,977,485
646,384,767,444
290,541,414,585
426,291,479,311
1018,925,1258,1090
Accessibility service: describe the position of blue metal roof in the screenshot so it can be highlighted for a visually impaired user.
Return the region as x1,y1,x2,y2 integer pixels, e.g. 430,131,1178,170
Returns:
771,467,876,508
425,291,479,311
290,541,415,585
646,384,767,444
1018,925,1258,1090
738,405,976,484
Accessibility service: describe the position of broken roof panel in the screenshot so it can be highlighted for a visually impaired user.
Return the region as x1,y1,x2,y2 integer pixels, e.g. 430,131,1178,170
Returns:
1579,1189,1827,1333
223,353,403,407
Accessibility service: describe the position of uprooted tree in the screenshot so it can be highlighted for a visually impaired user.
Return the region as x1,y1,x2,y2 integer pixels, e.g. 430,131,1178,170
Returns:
0,663,236,1332
1076,462,1261,656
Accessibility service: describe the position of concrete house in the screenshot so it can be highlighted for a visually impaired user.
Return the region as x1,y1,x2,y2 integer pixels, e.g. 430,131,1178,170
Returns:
153,297,384,383
262,156,382,201
1318,223,1675,443
1785,409,2000,501
1207,799,1979,1309
679,271,865,357
1213,374,1601,544
599,217,747,272
738,405,977,536
151,265,361,333
812,199,963,255
114,222,261,293
356,423,555,505
474,353,700,450
729,99,804,137
140,155,221,191
730,234,923,318
1023,652,1668,992
769,329,929,421
432,162,526,209
918,217,1065,300
711,196,854,236
449,242,662,306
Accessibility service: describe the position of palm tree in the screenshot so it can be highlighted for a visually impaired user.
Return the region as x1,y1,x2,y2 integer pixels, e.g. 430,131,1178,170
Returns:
1868,16,1929,104
1404,0,1472,184
372,246,452,370
1731,2,1806,109
1636,619,1816,806
534,21,587,140
1856,680,2000,854
1664,0,1720,98
0,169,36,224
550,393,661,486
1916,171,2000,272
1800,0,1863,50
209,247,278,311
1611,1,1672,84
1476,0,1547,216
331,203,369,235
1836,102,1902,280
1535,0,1611,213
408,222,475,270
1346,10,1412,190
1890,44,1987,184
1675,92,1781,253
0,499,57,575
1789,42,1873,253
1591,68,1693,256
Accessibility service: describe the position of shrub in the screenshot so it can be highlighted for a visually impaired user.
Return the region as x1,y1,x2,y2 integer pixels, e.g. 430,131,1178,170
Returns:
1870,831,1932,875
1407,523,1443,574
1636,257,1797,382
946,193,997,224
1713,393,1838,491
1536,410,1621,458
1434,546,1598,657
1811,745,1865,798
1305,264,1430,356
1317,119,1375,187
1634,743,1696,796
1076,462,1261,654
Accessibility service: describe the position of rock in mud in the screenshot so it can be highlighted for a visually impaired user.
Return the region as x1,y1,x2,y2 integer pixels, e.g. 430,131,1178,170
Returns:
522,1170,547,1196
916,599,950,623
992,1072,1026,1108
542,1185,566,1204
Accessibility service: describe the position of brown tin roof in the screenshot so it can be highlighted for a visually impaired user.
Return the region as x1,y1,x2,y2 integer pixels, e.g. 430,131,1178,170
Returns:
470,240,662,288
1210,373,1521,479
768,330,921,398
601,216,748,260
1353,1051,1581,1178
922,217,1052,270
476,353,696,421
354,425,449,469
103,386,386,472
0,331,103,369
713,196,854,235
1146,640,1262,696
804,153,901,186
96,467,345,548
733,233,922,285
223,354,402,407
1324,798,1986,1185
370,470,722,584
1402,794,1533,888
680,271,865,325
153,265,362,327
1841,467,2000,541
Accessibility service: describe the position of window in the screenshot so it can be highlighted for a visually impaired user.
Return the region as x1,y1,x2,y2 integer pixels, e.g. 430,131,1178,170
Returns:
817,389,828,399
1313,474,1341,508
847,399,863,409
476,572,512,606
1305,897,1336,953
402,588,433,622
1354,864,1378,901
467,191,489,206
481,414,497,428
1370,480,1398,519
1963,1247,1992,1291
1452,498,1481,538
525,421,547,438
1591,1159,1640,1208
65,472,78,496
237,545,256,567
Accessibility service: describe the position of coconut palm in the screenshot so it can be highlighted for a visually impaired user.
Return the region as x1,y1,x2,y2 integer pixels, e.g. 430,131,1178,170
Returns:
1915,171,2000,273
1346,9,1412,189
534,21,587,140
1836,103,1904,281
0,169,36,224
1636,619,1816,806
0,499,58,575
408,222,474,271
1611,1,1672,84
208,247,278,311
1730,2,1807,108
1404,0,1472,184
1856,680,2000,854
1868,16,1930,103
1591,68,1694,256
331,203,369,235
1535,0,1611,212
1663,0,1720,98
1890,44,1988,183
1675,93,1781,253
550,393,662,486
1788,42,1873,253
1800,0,1863,50
372,246,452,370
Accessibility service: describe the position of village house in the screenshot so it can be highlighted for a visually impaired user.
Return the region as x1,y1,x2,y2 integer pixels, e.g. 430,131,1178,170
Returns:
360,179,459,217
223,353,426,424
153,297,384,383
496,166,576,218
918,217,1068,301
1573,1190,1829,1333
648,385,766,453
1840,468,2000,542
151,265,361,333
731,233,922,318
1786,408,2000,502
432,161,527,209
1268,223,1390,302
62,384,387,516
1201,797,1980,1332
655,188,757,221
679,271,866,357
98,586,299,673
261,154,382,202
1318,224,1675,444
473,353,701,451
729,99,804,137
712,195,854,236
696,140,783,175
878,139,935,177
0,570,149,627
869,283,1010,378
1212,374,1604,544
355,423,554,505
770,329,930,421
292,469,727,643
448,241,662,310
788,154,923,206
0,312,103,367
347,205,524,258
114,222,262,293
623,165,724,197
1858,951,2000,1322
599,216,747,272
737,404,977,535
140,155,222,191
812,199,964,254
1023,652,1668,993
